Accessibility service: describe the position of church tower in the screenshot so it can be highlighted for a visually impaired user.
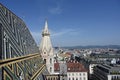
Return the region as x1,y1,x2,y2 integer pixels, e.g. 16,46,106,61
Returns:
39,20,54,74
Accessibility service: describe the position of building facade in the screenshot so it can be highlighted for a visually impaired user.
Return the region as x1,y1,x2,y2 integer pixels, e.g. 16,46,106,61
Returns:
67,60,88,80
93,64,120,80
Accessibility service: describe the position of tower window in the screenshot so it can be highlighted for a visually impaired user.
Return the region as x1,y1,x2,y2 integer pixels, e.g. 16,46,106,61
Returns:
50,58,52,63
50,67,52,72
44,59,46,63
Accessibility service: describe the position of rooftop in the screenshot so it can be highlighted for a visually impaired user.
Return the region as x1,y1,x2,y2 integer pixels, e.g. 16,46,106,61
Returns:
67,60,87,72
54,62,60,72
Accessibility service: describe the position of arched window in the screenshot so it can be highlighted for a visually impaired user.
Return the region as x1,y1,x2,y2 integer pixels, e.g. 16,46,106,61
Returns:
44,52,46,54
44,59,46,63
48,78,50,80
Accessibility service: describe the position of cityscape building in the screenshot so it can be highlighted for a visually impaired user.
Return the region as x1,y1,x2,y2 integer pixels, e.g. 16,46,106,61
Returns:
67,60,88,80
93,64,120,80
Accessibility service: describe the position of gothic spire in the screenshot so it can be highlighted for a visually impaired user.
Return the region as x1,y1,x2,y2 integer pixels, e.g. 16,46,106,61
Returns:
42,20,50,36
39,20,54,74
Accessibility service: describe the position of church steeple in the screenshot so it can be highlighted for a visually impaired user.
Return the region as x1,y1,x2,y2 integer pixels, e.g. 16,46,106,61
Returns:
39,20,54,74
42,20,50,36
40,20,52,53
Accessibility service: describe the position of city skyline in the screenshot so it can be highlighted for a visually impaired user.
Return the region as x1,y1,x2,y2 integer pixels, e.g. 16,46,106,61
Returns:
1,0,120,47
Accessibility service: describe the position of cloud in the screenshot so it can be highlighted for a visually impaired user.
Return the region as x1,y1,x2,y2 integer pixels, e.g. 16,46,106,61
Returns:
51,29,77,37
48,6,62,14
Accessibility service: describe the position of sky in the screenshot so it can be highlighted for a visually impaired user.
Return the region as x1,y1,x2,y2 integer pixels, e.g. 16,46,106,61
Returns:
0,0,120,47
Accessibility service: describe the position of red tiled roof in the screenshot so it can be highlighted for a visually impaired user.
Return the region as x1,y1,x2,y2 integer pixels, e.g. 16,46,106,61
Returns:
67,60,87,72
65,52,71,55
54,63,60,71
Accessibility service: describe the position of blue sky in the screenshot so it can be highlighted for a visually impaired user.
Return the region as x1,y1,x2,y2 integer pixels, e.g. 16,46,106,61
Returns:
1,0,120,46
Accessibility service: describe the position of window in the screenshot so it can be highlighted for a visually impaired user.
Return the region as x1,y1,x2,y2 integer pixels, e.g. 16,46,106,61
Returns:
50,67,52,72
56,77,58,80
76,78,78,80
76,73,78,76
69,78,71,80
83,73,85,76
50,58,52,63
72,78,74,80
69,73,70,76
79,78,81,80
79,73,81,76
72,73,74,76
44,59,46,63
44,52,46,54
84,77,86,80
48,78,50,80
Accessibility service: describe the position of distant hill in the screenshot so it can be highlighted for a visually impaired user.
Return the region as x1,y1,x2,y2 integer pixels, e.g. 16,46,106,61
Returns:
62,45,120,49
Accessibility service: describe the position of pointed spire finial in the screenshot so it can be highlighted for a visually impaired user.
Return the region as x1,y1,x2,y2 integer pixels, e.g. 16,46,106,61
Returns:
45,19,48,30
42,19,50,36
